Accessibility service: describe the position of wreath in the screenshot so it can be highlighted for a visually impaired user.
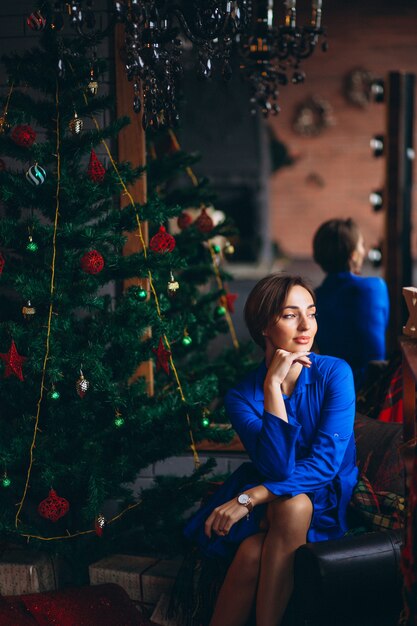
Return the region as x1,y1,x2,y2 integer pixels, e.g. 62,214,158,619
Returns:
292,96,335,137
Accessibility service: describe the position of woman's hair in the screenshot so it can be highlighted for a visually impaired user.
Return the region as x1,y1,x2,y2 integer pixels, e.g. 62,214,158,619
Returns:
244,274,315,349
312,218,360,273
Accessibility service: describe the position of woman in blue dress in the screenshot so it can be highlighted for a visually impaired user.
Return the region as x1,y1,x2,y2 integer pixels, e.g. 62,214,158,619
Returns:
185,274,358,626
313,218,390,391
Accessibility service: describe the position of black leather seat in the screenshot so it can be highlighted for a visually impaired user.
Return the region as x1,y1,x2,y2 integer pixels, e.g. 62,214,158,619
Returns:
291,529,403,626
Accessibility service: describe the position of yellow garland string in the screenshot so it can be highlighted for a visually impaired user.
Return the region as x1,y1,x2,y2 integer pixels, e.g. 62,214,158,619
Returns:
167,128,240,350
209,245,239,349
20,500,142,542
167,129,199,186
15,81,62,527
86,101,200,468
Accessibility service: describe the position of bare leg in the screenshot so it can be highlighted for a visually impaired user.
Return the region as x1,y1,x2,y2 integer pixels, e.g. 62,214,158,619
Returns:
209,532,265,626
256,493,313,626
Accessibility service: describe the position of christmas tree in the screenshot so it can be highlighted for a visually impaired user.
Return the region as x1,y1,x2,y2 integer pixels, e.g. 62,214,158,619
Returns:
0,6,254,579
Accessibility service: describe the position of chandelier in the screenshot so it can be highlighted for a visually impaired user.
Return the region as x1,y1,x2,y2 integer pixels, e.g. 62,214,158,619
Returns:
115,0,327,129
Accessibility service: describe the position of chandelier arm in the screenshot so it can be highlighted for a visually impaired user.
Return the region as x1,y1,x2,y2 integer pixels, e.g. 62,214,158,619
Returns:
168,7,233,46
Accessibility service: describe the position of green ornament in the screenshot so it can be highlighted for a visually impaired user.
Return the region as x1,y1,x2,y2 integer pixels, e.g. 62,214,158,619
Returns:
201,416,210,428
182,335,192,347
213,244,221,253
50,389,60,400
1,475,11,488
137,288,147,301
26,237,38,252
215,305,226,318
114,416,125,427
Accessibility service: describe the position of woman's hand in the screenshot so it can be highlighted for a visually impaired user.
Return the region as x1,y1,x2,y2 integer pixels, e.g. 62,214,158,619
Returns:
204,497,249,538
265,343,311,386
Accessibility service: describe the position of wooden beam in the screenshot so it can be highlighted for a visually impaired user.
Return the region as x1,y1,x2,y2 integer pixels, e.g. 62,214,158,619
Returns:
114,23,154,396
384,72,414,354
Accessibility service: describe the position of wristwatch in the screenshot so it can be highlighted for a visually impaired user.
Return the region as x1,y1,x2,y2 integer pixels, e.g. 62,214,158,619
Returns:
237,493,253,519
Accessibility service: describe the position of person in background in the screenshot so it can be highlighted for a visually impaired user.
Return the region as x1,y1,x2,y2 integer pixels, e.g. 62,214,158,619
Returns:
184,274,358,626
313,218,389,391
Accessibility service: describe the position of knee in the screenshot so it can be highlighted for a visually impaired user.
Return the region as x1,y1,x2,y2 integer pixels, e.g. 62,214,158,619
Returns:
234,535,263,575
267,494,312,529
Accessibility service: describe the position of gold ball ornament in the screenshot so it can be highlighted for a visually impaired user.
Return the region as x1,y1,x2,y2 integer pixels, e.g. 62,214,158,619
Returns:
22,300,36,320
167,272,180,296
0,115,10,135
87,80,99,96
69,112,83,135
224,241,235,256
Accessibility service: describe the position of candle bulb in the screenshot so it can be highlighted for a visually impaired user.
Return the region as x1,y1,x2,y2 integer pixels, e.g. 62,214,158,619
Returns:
284,0,297,28
312,0,322,28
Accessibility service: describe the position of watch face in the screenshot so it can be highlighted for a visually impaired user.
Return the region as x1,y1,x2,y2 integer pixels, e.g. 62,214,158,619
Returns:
238,494,250,505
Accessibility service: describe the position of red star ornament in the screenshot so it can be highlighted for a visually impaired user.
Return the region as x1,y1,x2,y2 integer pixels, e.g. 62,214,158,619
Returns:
225,292,238,314
0,340,27,381
152,337,171,375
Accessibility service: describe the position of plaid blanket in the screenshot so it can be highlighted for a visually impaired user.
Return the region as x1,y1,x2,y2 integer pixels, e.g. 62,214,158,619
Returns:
351,474,406,531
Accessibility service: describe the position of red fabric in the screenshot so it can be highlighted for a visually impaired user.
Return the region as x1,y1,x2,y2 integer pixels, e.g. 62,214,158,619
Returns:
401,449,417,622
377,365,403,423
0,596,37,625
19,583,154,626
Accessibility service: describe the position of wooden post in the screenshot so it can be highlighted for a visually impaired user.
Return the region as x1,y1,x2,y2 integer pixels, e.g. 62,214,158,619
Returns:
384,72,415,354
114,24,154,395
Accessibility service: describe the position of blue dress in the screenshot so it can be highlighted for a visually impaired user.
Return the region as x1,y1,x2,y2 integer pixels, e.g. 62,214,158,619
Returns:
315,272,389,390
184,354,358,559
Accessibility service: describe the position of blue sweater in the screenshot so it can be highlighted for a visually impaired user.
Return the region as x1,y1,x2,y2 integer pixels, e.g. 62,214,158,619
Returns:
315,272,389,390
184,355,358,558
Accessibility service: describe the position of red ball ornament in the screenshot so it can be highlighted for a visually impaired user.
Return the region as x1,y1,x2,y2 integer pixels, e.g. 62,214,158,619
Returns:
11,124,36,148
177,211,192,230
195,208,214,233
87,149,106,183
26,10,46,31
80,250,105,274
149,226,176,253
225,292,238,314
0,252,4,275
38,489,69,522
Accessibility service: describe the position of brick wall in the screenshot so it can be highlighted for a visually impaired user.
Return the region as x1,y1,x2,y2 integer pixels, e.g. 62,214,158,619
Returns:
267,0,417,259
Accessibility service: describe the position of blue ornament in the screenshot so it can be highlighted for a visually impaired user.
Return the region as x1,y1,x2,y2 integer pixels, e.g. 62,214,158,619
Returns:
26,163,46,186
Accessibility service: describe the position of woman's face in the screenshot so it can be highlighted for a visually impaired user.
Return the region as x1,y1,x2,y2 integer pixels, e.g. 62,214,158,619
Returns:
263,285,317,353
350,233,366,274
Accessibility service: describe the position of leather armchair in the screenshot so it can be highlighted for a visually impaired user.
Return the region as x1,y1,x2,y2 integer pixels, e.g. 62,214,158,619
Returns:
292,529,403,626
287,413,405,626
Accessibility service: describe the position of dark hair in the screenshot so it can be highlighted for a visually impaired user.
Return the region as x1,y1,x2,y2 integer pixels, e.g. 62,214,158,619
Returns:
244,274,316,349
313,218,360,273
